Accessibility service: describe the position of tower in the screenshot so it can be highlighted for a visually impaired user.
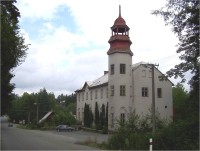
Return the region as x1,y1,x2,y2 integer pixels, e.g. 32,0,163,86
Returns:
108,5,133,130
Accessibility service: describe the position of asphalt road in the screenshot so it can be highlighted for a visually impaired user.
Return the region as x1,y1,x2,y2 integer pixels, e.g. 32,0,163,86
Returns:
1,123,102,150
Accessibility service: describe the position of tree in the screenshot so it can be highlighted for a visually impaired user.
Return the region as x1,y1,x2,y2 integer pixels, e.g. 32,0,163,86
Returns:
1,0,28,115
173,83,188,103
94,102,99,127
172,83,189,121
153,2,199,149
152,0,199,94
100,104,105,127
89,109,93,127
84,103,90,127
106,102,108,127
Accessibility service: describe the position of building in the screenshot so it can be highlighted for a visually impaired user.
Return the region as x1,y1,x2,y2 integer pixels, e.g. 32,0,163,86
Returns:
75,6,173,131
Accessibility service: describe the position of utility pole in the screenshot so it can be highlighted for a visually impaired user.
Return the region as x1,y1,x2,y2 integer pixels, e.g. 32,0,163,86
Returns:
151,64,156,134
144,63,158,134
151,63,159,134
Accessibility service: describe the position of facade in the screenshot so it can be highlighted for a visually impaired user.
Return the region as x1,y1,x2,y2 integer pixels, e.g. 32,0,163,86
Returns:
75,6,173,130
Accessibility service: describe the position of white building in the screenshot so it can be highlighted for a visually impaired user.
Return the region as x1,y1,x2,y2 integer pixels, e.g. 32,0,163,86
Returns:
75,6,173,131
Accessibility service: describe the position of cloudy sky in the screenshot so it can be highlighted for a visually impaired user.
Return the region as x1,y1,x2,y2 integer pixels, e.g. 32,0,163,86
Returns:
11,0,187,97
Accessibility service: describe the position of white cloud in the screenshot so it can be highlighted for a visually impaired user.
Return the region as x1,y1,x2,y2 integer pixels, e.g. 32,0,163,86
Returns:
12,0,189,96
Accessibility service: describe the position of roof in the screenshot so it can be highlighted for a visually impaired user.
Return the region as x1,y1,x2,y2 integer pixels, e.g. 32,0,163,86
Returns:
132,62,174,85
39,110,54,123
75,73,108,92
75,62,174,92
111,5,129,31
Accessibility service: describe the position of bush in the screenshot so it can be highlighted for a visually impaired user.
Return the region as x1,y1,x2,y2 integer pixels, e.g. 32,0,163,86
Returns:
107,111,165,150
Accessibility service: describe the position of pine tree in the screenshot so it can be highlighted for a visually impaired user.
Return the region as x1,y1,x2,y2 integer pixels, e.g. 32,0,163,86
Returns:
89,109,93,127
95,102,99,127
100,104,105,127
106,102,108,127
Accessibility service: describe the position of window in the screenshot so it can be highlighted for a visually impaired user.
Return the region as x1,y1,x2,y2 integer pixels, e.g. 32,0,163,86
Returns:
120,64,126,74
95,90,98,99
101,89,103,99
120,85,126,96
90,91,93,100
110,85,114,96
157,88,162,98
82,93,84,101
142,87,148,97
111,64,114,75
106,88,108,98
142,70,146,77
120,113,125,124
86,92,88,100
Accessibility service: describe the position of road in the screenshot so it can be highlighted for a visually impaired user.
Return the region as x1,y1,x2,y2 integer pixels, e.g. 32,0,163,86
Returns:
1,123,104,150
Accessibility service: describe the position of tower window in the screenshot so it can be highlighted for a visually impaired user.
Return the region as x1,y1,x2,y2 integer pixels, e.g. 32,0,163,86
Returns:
120,85,126,96
142,87,148,97
110,85,114,96
111,64,114,75
120,64,126,74
157,88,162,98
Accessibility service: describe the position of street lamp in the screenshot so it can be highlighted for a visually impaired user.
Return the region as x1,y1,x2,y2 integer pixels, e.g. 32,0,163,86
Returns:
34,103,39,123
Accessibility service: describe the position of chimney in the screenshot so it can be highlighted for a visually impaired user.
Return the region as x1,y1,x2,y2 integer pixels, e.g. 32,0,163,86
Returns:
104,71,108,75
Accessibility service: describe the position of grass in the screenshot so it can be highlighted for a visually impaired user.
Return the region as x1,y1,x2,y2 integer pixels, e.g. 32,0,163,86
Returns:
76,137,107,149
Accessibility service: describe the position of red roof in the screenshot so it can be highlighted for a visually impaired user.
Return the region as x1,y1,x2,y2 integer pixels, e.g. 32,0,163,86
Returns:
114,16,126,26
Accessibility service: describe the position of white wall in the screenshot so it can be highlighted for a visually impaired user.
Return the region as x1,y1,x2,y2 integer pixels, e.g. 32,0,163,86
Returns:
76,85,108,124
108,53,132,130
132,65,173,121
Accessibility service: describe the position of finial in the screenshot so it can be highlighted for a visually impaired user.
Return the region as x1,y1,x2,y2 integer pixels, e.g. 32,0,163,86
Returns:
119,5,121,17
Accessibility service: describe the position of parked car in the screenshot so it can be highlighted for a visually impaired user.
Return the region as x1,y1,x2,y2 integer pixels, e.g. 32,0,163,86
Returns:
56,125,75,132
8,123,13,127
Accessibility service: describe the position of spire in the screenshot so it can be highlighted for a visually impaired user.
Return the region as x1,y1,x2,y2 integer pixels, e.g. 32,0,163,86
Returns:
119,5,121,17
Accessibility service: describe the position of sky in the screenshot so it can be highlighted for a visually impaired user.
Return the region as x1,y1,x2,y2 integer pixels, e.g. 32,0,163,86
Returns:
11,0,189,97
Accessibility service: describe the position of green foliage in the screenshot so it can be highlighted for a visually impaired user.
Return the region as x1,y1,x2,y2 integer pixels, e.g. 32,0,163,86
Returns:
84,103,93,127
107,111,159,150
105,102,108,127
94,102,99,128
154,116,199,150
56,93,76,107
1,0,29,115
173,83,188,102
100,104,105,127
151,1,199,149
152,0,199,93
173,83,189,120
51,110,76,126
65,103,76,114
8,89,78,129
153,84,199,150
8,88,56,124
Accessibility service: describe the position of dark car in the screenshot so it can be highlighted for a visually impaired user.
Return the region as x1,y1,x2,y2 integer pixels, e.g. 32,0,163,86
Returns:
8,123,13,127
56,125,74,132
